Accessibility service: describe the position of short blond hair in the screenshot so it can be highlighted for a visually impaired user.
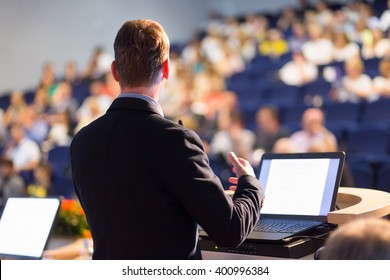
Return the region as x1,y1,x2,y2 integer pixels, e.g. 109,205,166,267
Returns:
322,218,390,259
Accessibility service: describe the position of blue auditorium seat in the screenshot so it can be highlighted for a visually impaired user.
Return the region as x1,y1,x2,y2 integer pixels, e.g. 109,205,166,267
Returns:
47,145,74,199
346,157,376,189
279,104,310,132
72,82,90,105
376,160,390,193
265,82,303,108
345,125,390,164
0,93,11,111
302,79,332,106
324,102,361,146
360,98,390,128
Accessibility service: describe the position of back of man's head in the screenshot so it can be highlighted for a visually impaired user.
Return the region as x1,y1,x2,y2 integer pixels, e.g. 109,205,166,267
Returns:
113,19,170,88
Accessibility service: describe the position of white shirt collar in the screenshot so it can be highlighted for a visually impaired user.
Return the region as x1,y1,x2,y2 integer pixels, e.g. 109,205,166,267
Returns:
118,93,164,117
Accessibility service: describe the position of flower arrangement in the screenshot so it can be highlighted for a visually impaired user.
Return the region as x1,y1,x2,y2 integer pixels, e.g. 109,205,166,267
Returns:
55,199,91,238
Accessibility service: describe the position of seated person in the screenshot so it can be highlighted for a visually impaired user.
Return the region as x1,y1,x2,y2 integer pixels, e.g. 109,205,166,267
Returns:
27,162,55,198
332,57,375,103
278,50,318,86
254,106,291,153
373,57,390,97
289,108,338,152
0,157,26,208
210,111,256,162
320,218,390,259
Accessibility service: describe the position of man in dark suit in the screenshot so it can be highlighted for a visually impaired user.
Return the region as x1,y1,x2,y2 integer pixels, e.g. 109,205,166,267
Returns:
70,19,264,259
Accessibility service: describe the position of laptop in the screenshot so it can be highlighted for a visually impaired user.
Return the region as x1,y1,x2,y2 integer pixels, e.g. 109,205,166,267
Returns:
199,151,345,243
0,197,61,259
246,151,345,242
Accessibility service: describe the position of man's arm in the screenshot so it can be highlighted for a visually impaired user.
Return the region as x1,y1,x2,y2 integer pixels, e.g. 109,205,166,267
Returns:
166,128,264,247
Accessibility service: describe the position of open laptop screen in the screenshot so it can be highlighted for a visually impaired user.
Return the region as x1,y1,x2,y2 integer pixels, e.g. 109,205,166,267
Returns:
258,153,344,217
0,197,60,259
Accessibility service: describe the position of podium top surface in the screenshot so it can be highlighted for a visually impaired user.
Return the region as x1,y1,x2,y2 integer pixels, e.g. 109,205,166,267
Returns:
328,187,390,224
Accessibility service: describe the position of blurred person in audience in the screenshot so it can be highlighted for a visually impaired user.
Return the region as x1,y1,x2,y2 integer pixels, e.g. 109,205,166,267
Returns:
289,108,338,152
332,57,375,103
3,90,28,127
83,46,113,81
63,60,81,85
361,27,390,59
74,79,112,133
0,157,26,208
254,106,291,153
38,61,56,90
191,62,231,121
0,110,7,146
41,83,76,151
287,21,308,52
373,57,390,96
3,123,41,174
276,6,298,37
215,41,245,78
47,81,78,132
379,0,390,32
181,38,203,69
201,26,226,65
272,137,297,153
31,87,51,115
258,28,289,58
243,14,269,43
314,0,334,28
27,162,54,198
278,50,318,86
102,71,121,99
332,31,360,62
302,23,334,65
236,29,258,63
320,218,390,260
22,105,49,145
210,110,256,162
159,59,193,120
359,3,380,30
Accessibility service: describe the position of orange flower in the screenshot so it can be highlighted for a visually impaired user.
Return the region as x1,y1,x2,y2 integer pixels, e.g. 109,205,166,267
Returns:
61,199,77,211
82,229,92,238
55,199,90,237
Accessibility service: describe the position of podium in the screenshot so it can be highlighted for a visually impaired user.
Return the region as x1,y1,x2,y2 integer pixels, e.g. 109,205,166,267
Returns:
201,187,390,259
42,187,390,260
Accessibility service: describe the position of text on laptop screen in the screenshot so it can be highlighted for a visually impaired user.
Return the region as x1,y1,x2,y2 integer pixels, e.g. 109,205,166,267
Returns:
259,158,340,216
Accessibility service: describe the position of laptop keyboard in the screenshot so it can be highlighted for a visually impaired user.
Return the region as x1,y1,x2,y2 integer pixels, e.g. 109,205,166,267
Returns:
254,220,317,233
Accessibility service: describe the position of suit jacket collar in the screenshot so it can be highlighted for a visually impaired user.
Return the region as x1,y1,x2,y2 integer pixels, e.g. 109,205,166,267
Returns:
108,97,163,117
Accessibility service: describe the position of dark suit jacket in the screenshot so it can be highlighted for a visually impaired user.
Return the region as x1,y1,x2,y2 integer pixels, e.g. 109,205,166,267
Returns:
71,97,263,259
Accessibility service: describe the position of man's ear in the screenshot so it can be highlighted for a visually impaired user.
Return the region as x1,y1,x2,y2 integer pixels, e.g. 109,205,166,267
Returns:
111,60,120,82
162,59,169,80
